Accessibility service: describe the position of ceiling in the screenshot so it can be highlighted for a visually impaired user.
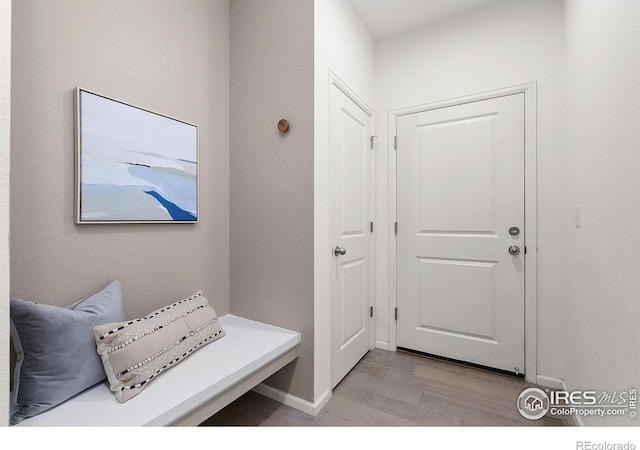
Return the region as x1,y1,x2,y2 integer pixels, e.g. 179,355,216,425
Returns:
347,0,502,41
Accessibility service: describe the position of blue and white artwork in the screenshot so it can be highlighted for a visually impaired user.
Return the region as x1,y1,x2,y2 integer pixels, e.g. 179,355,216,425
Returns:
76,89,198,223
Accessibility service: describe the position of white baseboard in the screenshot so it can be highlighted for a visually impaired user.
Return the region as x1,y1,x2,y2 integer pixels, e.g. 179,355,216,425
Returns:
374,340,390,351
535,375,584,426
561,379,585,427
252,383,331,417
536,375,564,389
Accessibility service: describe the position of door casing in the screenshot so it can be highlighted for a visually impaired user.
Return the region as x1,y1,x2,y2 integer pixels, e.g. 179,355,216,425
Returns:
388,82,538,384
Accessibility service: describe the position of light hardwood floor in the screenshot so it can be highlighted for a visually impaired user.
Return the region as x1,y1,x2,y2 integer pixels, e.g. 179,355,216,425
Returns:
201,349,569,427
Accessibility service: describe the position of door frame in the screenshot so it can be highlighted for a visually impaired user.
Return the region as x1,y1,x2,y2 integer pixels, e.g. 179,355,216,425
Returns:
329,71,376,388
388,82,538,384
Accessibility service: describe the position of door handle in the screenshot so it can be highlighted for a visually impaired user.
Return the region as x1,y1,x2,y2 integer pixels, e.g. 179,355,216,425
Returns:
508,245,520,255
334,246,347,256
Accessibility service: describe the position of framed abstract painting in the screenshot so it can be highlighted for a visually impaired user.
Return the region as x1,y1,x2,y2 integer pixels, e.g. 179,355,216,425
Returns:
74,87,198,224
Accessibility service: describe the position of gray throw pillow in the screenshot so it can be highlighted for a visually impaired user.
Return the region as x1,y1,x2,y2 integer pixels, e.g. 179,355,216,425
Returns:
10,280,126,424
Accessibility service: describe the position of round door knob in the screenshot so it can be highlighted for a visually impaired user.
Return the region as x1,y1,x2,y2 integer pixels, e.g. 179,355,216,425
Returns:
334,246,347,256
509,245,520,255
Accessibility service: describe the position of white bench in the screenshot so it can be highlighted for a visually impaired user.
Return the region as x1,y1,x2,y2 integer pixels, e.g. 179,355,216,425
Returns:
13,314,301,427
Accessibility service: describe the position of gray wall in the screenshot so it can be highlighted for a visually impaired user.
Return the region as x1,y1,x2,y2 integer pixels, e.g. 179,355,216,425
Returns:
0,0,10,428
10,0,230,320
230,0,315,402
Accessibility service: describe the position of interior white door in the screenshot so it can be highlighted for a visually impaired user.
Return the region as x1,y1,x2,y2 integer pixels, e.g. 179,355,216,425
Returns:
396,93,525,374
330,83,374,388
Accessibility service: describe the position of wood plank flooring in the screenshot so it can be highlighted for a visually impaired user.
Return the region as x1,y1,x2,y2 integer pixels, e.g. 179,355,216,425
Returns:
200,349,569,427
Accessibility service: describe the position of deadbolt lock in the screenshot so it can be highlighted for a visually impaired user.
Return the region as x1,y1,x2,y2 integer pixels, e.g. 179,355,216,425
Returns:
509,226,520,236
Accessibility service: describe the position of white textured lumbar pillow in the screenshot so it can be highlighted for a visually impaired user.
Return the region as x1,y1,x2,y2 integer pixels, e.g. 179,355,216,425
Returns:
94,291,225,403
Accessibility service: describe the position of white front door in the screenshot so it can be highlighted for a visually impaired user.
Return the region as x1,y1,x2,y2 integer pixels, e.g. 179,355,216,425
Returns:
396,93,525,374
330,83,374,388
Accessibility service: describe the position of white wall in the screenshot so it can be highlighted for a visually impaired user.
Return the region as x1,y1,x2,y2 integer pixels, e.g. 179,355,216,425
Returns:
563,0,640,426
374,0,568,378
374,0,640,426
315,0,375,403
0,0,11,428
